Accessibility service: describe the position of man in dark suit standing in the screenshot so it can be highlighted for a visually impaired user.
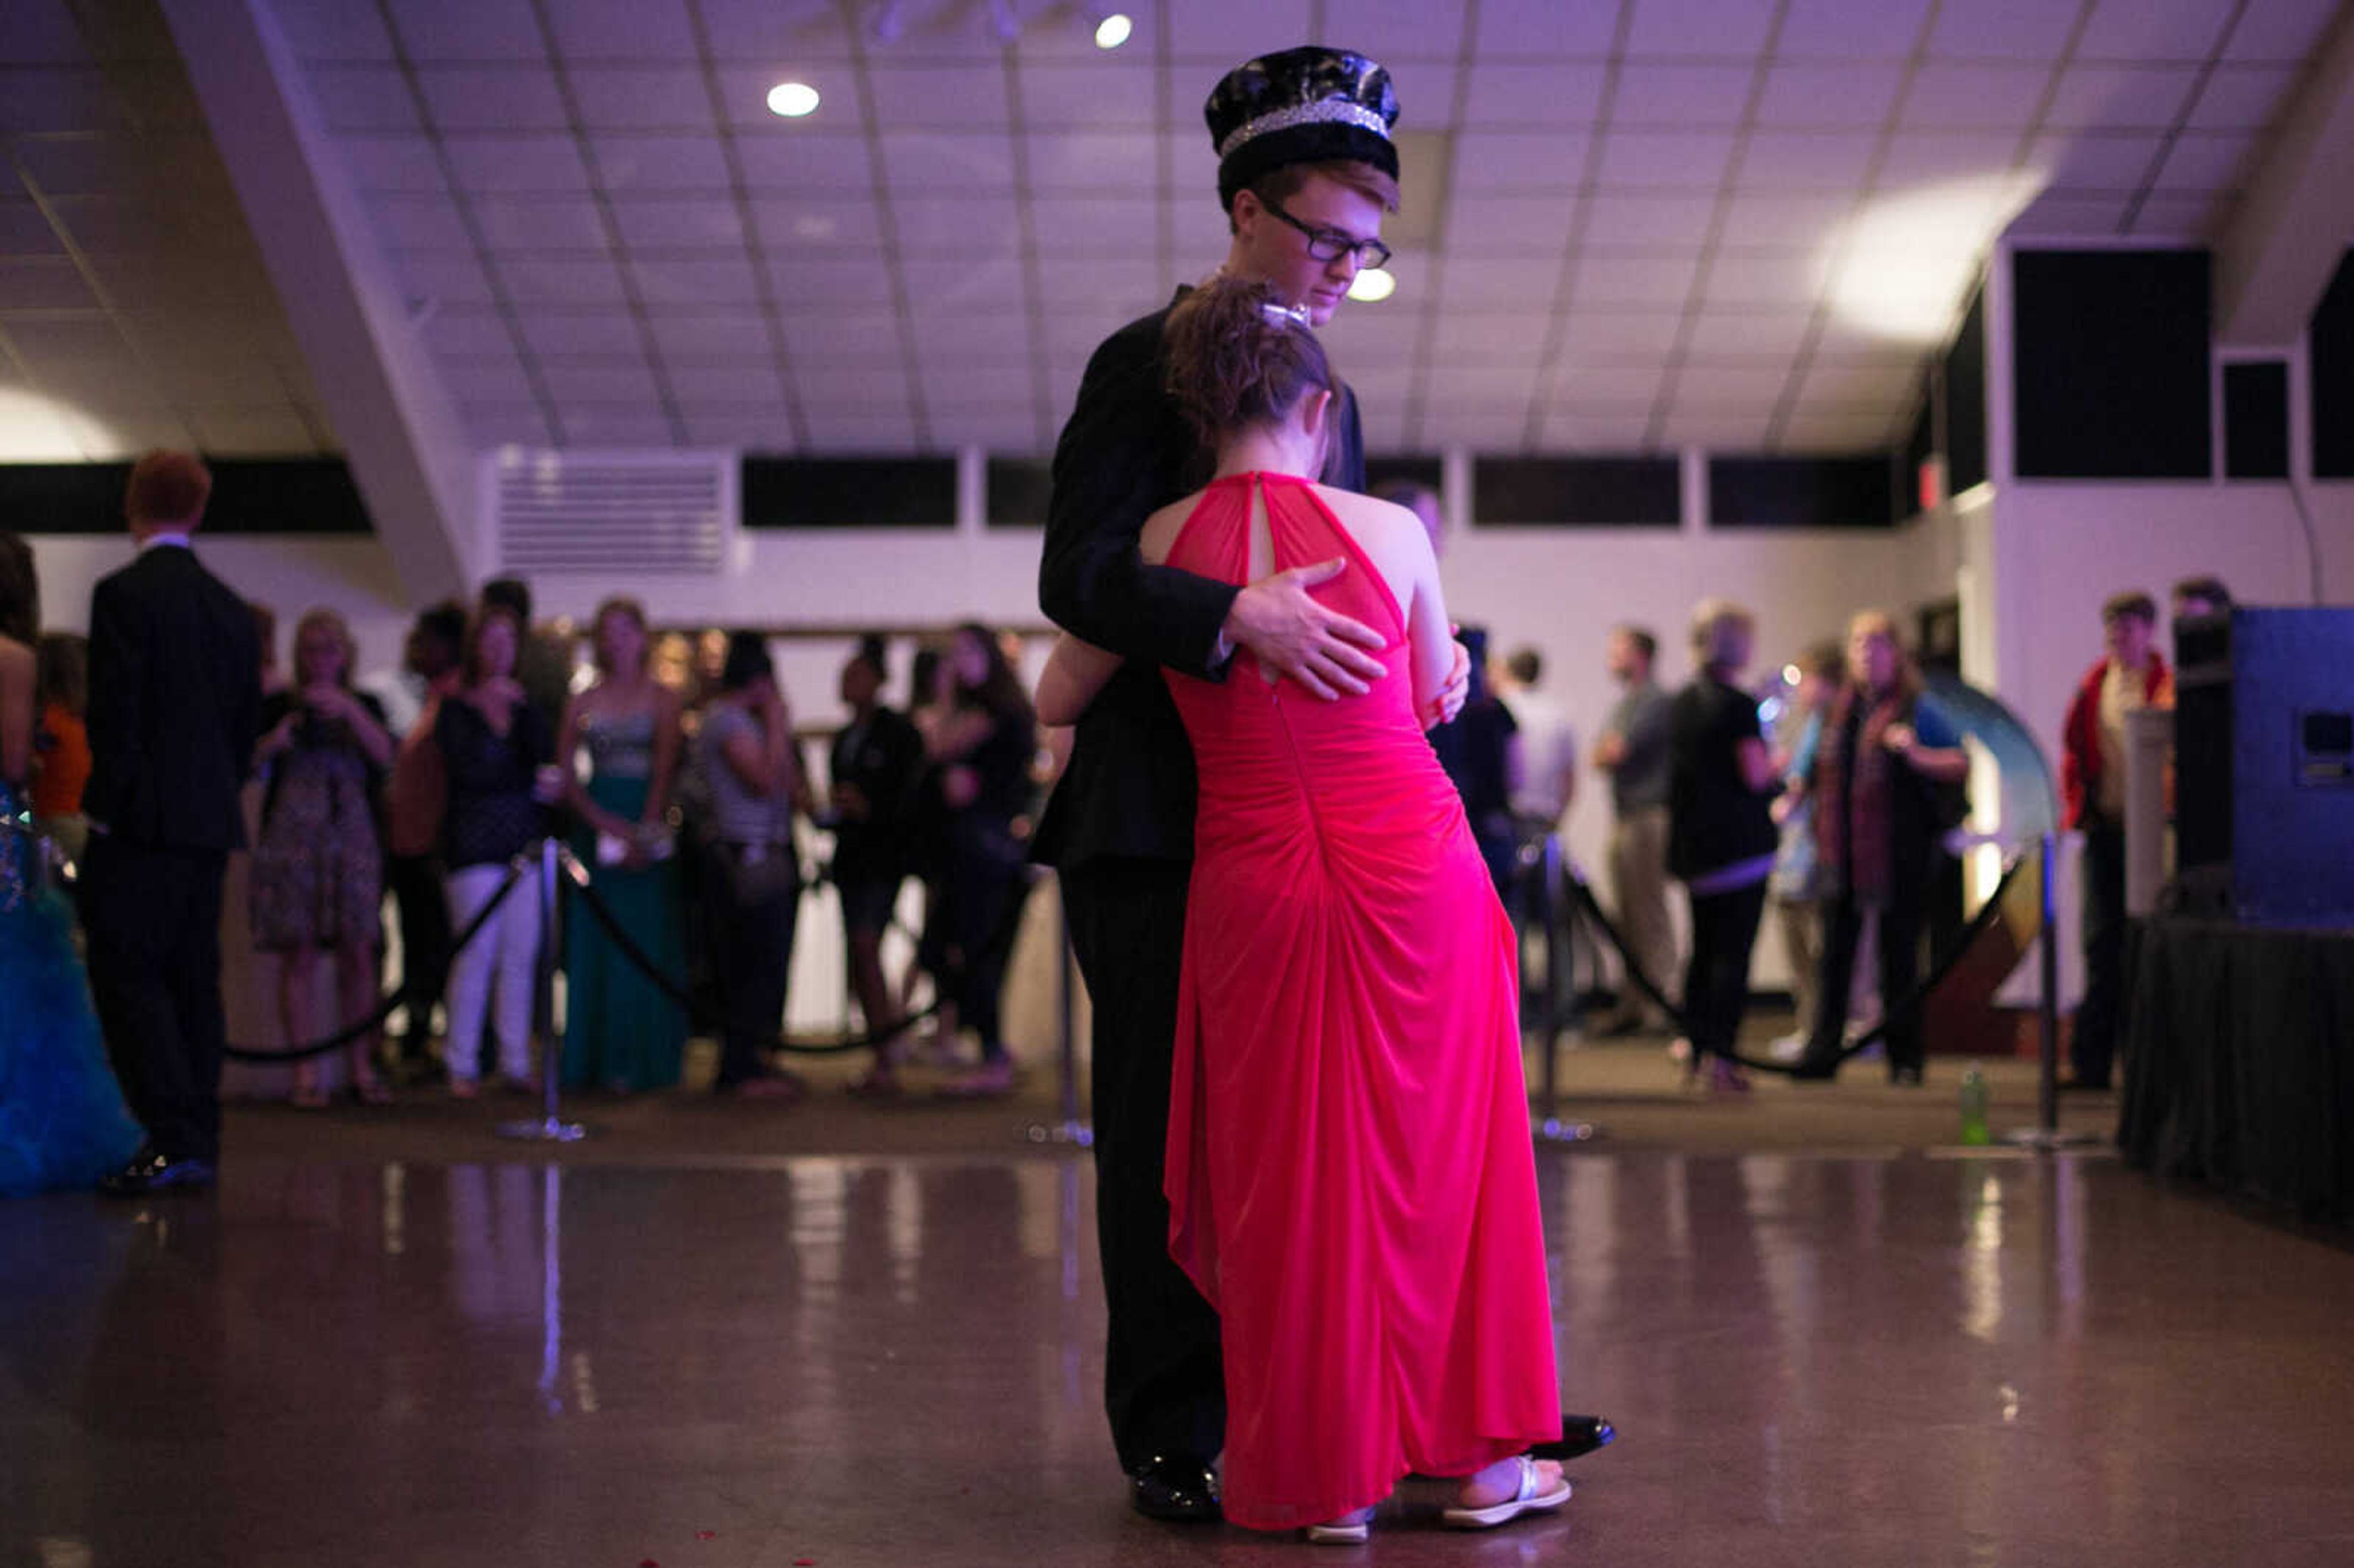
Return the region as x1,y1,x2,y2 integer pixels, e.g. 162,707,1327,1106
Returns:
86,451,261,1195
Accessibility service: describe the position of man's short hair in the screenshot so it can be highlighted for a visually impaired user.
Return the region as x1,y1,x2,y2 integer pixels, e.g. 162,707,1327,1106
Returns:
1507,647,1542,686
2171,575,2231,614
2101,590,2157,626
124,451,211,527
1613,625,1657,664
481,576,533,624
1230,159,1402,234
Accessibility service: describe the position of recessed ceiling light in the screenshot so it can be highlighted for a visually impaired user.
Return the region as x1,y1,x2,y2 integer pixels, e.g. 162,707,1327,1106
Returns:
1346,267,1395,303
1094,13,1133,49
766,81,821,118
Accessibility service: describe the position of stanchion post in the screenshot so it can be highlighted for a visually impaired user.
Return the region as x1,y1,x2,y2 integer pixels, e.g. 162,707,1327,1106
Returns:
1535,835,1596,1145
1024,875,1091,1147
2005,830,2096,1150
500,838,587,1144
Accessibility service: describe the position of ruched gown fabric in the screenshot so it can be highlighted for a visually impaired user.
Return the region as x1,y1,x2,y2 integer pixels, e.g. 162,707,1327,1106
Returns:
1159,473,1560,1531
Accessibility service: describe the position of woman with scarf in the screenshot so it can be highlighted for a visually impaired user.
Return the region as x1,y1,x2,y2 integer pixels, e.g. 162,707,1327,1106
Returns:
1789,611,1967,1086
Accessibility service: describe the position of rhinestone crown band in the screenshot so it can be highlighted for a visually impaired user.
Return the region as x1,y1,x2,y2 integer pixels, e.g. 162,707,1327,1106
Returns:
1217,100,1392,161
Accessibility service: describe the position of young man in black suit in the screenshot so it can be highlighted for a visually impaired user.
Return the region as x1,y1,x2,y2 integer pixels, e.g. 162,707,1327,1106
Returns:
85,451,262,1195
1036,48,1608,1524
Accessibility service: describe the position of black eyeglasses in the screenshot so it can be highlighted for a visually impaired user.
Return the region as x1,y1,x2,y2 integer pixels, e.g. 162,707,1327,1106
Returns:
1260,196,1392,270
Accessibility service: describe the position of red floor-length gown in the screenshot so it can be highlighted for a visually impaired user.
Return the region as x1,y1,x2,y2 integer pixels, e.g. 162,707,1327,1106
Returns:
1160,471,1561,1531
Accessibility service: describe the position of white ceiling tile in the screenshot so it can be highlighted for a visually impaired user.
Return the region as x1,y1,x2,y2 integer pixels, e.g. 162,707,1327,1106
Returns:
0,67,112,134
900,256,1024,313
553,406,679,446
3,314,124,365
444,134,591,191
683,410,796,449
1611,64,1758,128
1449,131,1588,192
1595,128,1737,186
1030,196,1159,255
1702,251,1827,308
0,199,62,252
1684,310,1814,360
191,406,318,455
2005,190,2131,237
1623,0,1780,58
2153,132,2253,191
1718,191,1852,248
2043,66,2203,131
0,0,89,63
2076,1,2237,62
1659,408,1772,449
798,405,916,451
499,256,628,304
1574,252,1699,306
309,66,422,133
544,0,696,61
391,249,495,305
1460,64,1609,127
1554,310,1685,357
593,135,731,191
1473,0,1623,55
1165,0,1314,58
1444,195,1576,255
1024,129,1159,189
1034,257,1163,313
1901,64,2052,129
1550,360,1665,403
1539,411,1658,452
929,405,1043,450
338,135,448,192
910,313,1035,360
1874,134,2023,189
665,363,784,402
0,256,95,309
2225,0,2340,61
440,357,539,402
520,311,644,355
279,0,397,59
766,256,896,308
2127,192,2219,237
566,67,715,132
1441,256,1564,308
609,198,746,249
629,255,761,306
370,193,470,247
1667,363,1793,403
2032,131,2165,189
538,359,658,402
1428,312,1551,363
751,198,884,250
882,131,1018,192
1777,0,1932,59
734,134,878,194
12,135,155,196
1738,131,1880,191
1326,0,1471,56
419,306,503,356
711,66,865,130
418,65,567,131
64,407,199,458
1776,411,1900,453
385,0,546,63
695,0,857,59
1583,192,1718,247
647,311,774,360
892,195,1024,255
783,311,904,359
2185,66,2300,132
1927,0,2082,61
864,65,1011,127
1798,355,1921,406
471,195,608,249
1017,61,1160,126
1754,63,1905,129
1421,401,1538,447
461,403,552,447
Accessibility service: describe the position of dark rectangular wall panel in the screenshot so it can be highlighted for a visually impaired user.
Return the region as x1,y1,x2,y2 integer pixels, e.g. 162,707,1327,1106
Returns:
1944,286,1987,493
2310,249,2354,478
740,456,956,528
1364,455,1443,497
2012,249,2212,480
2,459,373,535
1472,455,1680,527
2223,361,2290,479
985,457,1051,527
1708,455,1898,528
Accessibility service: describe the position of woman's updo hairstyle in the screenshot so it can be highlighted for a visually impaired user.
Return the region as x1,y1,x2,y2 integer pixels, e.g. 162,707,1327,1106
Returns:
1163,273,1336,447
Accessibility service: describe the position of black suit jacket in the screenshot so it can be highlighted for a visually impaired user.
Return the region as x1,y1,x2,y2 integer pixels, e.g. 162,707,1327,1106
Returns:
83,544,262,853
1034,290,1366,869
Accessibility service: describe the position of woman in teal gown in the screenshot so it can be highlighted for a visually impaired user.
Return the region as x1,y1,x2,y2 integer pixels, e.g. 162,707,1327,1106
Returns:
0,532,145,1195
558,599,689,1092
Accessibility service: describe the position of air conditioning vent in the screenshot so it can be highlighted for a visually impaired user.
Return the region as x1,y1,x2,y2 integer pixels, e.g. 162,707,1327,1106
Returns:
489,450,733,574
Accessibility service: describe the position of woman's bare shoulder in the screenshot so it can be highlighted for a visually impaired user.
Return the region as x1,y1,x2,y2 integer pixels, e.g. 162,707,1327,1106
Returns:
1138,489,1206,563
1310,486,1423,554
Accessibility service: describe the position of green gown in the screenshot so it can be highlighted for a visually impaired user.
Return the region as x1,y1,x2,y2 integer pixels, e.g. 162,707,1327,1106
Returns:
562,709,688,1090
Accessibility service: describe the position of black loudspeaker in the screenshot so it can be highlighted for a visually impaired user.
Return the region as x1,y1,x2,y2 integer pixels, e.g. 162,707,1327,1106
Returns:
2174,608,2354,929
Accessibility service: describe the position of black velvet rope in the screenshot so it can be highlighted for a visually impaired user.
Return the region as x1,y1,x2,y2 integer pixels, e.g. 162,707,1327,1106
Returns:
1547,848,2035,1078
220,855,530,1064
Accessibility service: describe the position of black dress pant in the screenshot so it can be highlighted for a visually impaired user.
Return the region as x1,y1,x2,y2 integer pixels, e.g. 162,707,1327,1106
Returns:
701,842,798,1086
83,837,229,1163
1682,881,1768,1065
1803,883,1926,1079
386,851,452,1060
1062,856,1224,1472
2074,820,2127,1089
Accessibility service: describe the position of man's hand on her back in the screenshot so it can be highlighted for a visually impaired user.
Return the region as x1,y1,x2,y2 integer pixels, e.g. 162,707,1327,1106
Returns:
1422,636,1471,730
1225,558,1387,700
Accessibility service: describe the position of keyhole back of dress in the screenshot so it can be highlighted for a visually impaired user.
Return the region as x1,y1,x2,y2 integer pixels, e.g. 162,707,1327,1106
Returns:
1246,477,1282,688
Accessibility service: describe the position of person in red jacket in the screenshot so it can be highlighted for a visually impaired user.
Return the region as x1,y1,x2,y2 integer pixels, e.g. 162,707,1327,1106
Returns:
2059,591,2174,1090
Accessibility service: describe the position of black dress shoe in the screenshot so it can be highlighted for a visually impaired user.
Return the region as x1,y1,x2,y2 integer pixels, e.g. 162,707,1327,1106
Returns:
1788,1056,1841,1082
1530,1413,1617,1462
1127,1455,1221,1523
97,1146,216,1197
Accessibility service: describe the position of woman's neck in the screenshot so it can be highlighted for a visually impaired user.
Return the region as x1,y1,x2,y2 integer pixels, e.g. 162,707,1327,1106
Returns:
1212,425,1318,482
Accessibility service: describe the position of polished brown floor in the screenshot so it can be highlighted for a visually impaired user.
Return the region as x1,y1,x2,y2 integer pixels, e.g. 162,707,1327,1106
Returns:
6,1069,2353,1566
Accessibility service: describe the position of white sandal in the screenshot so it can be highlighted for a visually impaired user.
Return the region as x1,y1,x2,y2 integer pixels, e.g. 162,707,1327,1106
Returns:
1439,1455,1572,1530
1303,1511,1371,1545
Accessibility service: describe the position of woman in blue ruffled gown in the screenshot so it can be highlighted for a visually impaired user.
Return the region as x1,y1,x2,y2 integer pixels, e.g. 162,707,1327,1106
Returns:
0,532,145,1196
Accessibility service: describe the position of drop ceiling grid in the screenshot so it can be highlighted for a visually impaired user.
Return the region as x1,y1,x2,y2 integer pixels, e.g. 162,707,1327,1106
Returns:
1393,0,1485,452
